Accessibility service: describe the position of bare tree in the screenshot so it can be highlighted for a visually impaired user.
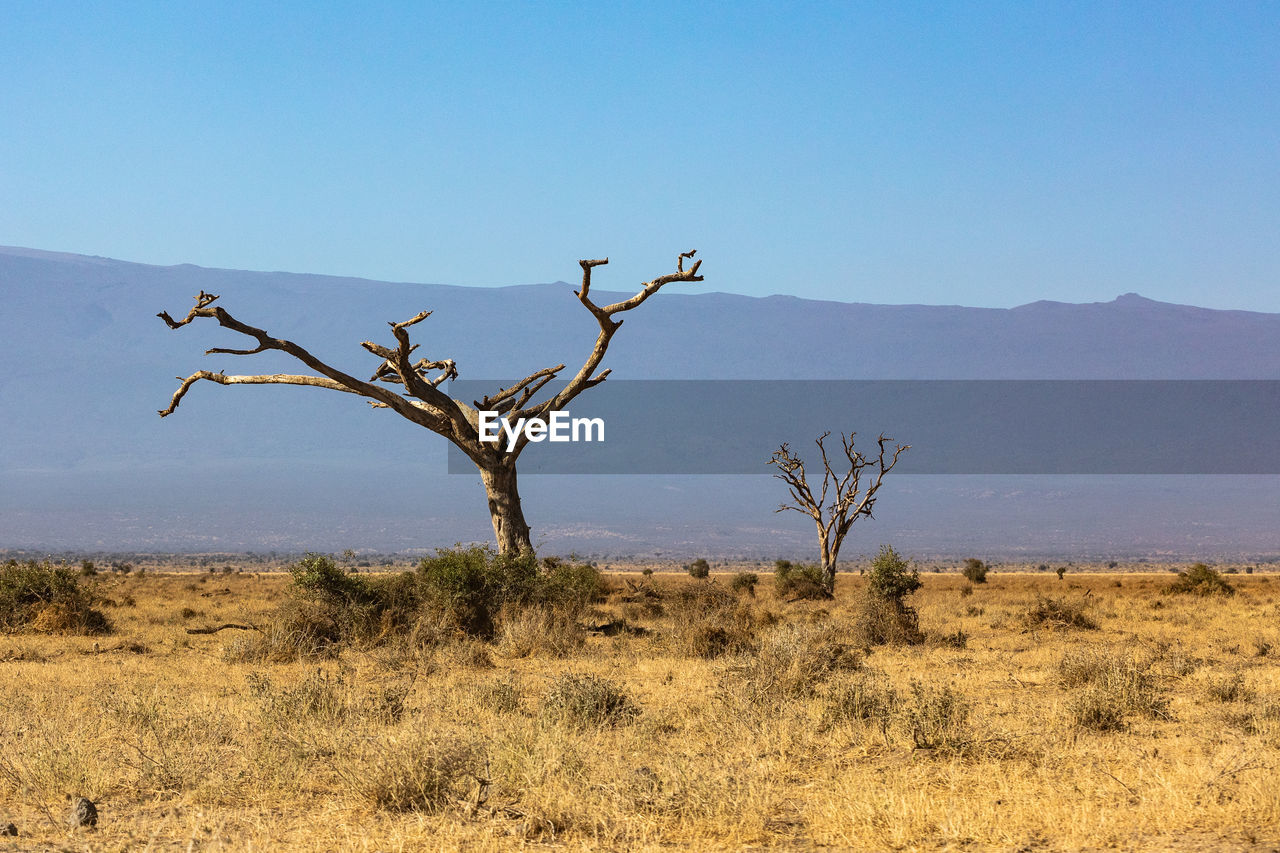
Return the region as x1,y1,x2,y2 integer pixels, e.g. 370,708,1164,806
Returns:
157,251,703,555
769,431,908,594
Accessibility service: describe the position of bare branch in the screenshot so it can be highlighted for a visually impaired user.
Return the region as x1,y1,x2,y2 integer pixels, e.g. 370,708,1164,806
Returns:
156,293,462,436
156,291,219,328
519,251,703,426
158,370,359,416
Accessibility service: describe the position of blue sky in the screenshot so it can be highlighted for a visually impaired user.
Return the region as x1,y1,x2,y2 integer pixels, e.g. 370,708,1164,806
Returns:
3,1,1277,310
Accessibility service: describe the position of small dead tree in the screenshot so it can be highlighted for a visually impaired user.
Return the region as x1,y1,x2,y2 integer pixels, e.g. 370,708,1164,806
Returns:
769,432,908,595
157,251,703,556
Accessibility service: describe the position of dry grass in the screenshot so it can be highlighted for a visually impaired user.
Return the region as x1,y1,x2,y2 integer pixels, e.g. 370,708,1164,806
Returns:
1,569,1279,850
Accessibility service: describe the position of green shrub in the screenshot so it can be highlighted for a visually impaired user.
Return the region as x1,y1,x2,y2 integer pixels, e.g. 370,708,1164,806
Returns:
961,558,988,584
685,558,711,579
774,560,828,599
0,559,110,635
728,572,759,596
855,545,924,646
866,545,920,603
417,547,605,639
1170,563,1235,597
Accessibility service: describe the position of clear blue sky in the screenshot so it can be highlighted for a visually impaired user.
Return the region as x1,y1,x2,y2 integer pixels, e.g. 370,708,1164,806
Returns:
3,1,1277,310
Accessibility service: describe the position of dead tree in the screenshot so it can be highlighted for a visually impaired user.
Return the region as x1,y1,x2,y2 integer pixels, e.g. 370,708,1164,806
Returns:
157,251,703,555
769,432,908,594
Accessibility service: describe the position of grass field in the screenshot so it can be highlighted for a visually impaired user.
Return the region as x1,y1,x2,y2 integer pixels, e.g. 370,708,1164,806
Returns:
2,566,1279,851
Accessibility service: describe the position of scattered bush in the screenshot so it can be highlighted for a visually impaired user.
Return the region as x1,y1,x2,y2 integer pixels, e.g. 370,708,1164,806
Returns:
728,621,862,704
497,605,584,658
0,559,110,635
1169,563,1235,597
902,681,971,752
1056,566,1067,580
1022,595,1097,630
729,572,759,596
685,558,711,579
1058,646,1170,730
1205,672,1254,703
823,671,899,729
665,582,758,658
774,560,828,600
961,558,988,584
358,735,484,812
541,673,639,727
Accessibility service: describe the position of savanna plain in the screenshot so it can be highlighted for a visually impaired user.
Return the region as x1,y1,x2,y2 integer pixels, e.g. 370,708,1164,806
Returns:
2,555,1279,852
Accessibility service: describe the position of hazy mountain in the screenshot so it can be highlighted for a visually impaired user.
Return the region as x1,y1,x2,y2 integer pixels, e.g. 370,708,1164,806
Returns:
2,246,1277,559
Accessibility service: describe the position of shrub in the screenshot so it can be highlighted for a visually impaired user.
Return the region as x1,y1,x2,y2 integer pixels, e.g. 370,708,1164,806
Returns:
774,560,828,600
1057,646,1170,729
1022,595,1097,630
901,681,971,752
418,547,605,638
728,621,862,704
855,593,924,646
0,559,110,635
358,735,484,812
685,558,711,579
541,673,640,727
961,558,988,584
1056,566,1067,580
1205,672,1254,703
729,572,759,596
1170,563,1235,597
823,672,899,728
866,545,920,603
497,605,584,658
665,582,757,658
854,545,924,646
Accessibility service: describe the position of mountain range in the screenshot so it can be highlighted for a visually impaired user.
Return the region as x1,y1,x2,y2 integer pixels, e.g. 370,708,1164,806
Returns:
1,246,1277,560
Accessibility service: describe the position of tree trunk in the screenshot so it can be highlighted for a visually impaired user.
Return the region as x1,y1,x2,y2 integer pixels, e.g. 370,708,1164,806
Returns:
819,530,837,595
480,463,533,556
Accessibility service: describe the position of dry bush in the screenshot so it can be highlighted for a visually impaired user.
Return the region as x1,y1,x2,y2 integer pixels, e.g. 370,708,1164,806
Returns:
473,675,523,715
823,670,900,729
1058,645,1170,730
1205,672,1255,704
1170,563,1235,597
729,572,759,596
1021,595,1097,630
726,621,863,705
853,593,924,646
356,735,484,813
497,605,584,658
224,598,343,662
665,582,758,658
541,673,640,728
901,680,972,753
